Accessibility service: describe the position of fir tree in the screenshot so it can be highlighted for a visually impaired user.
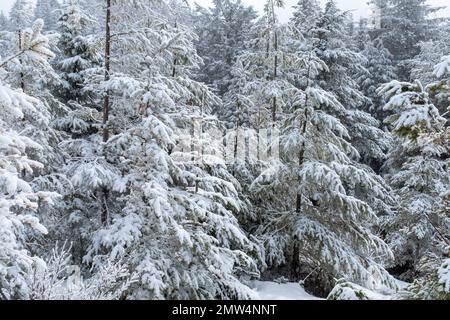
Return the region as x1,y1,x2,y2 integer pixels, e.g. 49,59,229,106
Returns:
357,37,397,123
0,19,58,300
369,0,442,80
0,11,8,30
9,0,33,31
378,80,449,281
34,0,62,32
194,0,257,95
78,1,261,299
248,1,397,296
315,0,390,169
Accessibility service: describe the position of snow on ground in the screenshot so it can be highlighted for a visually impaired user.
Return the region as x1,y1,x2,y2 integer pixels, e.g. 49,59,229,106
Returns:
250,281,323,300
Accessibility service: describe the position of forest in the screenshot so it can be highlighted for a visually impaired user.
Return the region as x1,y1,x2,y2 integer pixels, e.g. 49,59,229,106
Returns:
0,0,449,300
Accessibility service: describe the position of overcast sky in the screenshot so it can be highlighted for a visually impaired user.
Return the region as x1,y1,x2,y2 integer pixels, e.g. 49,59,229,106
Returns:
1,0,449,22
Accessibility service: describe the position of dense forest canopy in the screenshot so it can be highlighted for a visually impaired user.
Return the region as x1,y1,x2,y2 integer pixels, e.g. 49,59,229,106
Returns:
0,0,449,300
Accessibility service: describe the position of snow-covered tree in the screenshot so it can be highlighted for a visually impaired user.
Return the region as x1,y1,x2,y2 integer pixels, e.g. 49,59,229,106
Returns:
314,0,390,169
35,0,104,264
74,1,262,299
357,37,397,122
55,0,100,102
410,26,450,84
377,80,449,281
246,1,397,296
427,54,450,117
0,11,8,30
291,0,321,36
0,80,52,300
1,19,68,189
369,0,442,80
8,0,34,31
26,244,136,300
0,19,59,300
194,0,257,95
34,0,62,32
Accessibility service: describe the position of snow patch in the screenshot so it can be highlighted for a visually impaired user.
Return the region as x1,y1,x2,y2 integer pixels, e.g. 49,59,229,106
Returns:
250,281,322,300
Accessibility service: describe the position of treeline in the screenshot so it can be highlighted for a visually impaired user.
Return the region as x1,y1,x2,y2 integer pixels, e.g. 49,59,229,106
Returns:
0,0,449,300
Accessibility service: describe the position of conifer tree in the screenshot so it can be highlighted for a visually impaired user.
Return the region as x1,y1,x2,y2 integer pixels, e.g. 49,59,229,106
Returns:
78,1,261,299
0,11,8,30
34,0,62,32
9,0,33,31
0,19,58,300
314,0,390,169
248,1,397,296
194,0,257,95
377,80,449,281
357,37,397,123
369,0,442,80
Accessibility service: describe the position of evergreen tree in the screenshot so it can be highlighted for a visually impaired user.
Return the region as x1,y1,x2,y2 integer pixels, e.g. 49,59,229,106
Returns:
415,26,450,116
0,19,58,300
377,80,449,281
9,0,33,31
291,0,322,36
247,0,397,296
357,37,397,122
0,11,8,30
72,0,262,299
369,0,442,80
315,0,390,169
55,0,100,102
194,0,257,95
34,0,62,32
40,0,104,264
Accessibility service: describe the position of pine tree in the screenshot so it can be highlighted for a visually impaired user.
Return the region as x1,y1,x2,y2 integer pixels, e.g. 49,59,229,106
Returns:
56,0,100,102
34,0,62,32
0,11,8,30
315,0,390,169
291,0,321,36
369,0,442,80
410,24,450,90
377,80,449,281
357,37,397,123
40,0,104,264
0,79,51,299
75,0,261,299
247,1,397,296
9,0,33,31
0,19,58,300
194,0,257,95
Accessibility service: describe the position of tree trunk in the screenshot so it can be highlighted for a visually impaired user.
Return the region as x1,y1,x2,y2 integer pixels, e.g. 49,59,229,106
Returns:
101,0,112,226
293,62,312,279
17,30,25,92
272,31,278,123
102,0,111,143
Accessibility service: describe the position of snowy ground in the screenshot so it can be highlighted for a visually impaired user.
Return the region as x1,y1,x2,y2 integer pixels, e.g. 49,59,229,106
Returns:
250,281,323,300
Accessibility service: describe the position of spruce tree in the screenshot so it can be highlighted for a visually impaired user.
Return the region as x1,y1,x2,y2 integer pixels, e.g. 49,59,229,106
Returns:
194,0,257,95
34,0,61,32
248,0,397,296
377,80,449,281
9,0,33,31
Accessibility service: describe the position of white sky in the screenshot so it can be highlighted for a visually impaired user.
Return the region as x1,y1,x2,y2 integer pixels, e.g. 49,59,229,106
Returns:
0,0,449,22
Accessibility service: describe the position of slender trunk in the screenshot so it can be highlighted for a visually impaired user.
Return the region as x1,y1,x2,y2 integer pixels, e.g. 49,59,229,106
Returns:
272,31,278,123
292,235,300,280
295,61,311,214
172,59,177,77
234,102,241,160
102,0,111,143
293,60,312,279
172,21,178,77
101,0,112,226
17,30,25,92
